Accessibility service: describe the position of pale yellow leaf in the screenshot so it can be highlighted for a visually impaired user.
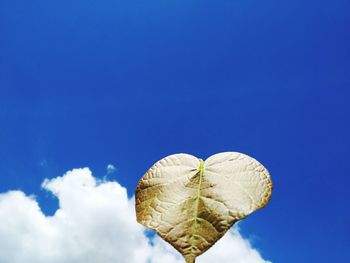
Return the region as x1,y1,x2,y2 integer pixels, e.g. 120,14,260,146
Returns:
135,152,272,263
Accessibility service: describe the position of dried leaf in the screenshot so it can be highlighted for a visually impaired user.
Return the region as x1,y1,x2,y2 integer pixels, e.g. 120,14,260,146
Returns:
135,152,272,263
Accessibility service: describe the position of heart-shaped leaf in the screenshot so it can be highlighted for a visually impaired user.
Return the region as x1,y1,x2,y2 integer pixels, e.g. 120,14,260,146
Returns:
135,152,272,263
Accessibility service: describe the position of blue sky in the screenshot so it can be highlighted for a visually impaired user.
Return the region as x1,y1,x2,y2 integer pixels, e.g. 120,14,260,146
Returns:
0,0,349,262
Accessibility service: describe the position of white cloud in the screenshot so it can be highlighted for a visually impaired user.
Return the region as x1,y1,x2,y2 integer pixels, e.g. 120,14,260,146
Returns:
0,168,271,263
106,164,116,174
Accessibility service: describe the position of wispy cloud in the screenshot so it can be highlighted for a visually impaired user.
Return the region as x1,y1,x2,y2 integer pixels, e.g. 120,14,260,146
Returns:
0,168,271,263
106,164,117,174
39,160,48,167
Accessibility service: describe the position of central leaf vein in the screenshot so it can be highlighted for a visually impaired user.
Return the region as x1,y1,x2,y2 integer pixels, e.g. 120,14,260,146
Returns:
189,159,204,256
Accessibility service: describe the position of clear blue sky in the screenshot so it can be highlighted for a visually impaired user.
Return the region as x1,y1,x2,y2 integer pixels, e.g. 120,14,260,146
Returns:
0,0,349,262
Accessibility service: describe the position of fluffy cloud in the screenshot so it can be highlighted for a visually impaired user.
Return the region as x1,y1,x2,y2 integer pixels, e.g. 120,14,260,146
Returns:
0,168,271,263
